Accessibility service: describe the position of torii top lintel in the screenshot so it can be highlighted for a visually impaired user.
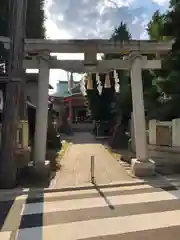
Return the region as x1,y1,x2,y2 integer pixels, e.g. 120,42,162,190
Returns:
0,36,173,54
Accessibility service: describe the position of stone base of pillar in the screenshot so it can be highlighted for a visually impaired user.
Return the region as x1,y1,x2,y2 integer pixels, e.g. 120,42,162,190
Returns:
131,158,155,177
33,160,51,180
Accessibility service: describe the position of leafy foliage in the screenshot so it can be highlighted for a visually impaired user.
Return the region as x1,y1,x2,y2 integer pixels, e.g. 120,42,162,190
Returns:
111,22,131,41
26,0,45,38
105,21,132,60
0,0,45,38
86,22,132,122
108,23,132,122
86,73,115,121
147,10,169,41
0,0,45,73
146,0,180,120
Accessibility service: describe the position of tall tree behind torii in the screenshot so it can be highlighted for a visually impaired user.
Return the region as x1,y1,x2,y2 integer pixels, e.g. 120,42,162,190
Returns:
0,0,45,72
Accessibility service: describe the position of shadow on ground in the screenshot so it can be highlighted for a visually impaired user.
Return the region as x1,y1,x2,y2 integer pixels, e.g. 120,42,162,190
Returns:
0,174,180,235
0,189,44,238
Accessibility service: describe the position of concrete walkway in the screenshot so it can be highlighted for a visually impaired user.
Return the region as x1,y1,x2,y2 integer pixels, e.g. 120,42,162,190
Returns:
53,132,132,188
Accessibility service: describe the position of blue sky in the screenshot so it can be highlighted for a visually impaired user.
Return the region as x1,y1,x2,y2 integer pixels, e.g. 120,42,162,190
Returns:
42,0,170,89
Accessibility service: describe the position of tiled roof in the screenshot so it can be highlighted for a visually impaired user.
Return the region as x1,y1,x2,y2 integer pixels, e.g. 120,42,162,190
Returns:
50,80,81,98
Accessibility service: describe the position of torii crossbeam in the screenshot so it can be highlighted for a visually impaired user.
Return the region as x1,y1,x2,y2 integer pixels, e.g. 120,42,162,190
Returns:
0,36,173,177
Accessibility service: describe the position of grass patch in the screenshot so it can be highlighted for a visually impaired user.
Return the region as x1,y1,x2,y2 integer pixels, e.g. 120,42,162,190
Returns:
105,146,122,160
48,140,71,172
106,145,135,163
111,151,122,159
53,140,71,171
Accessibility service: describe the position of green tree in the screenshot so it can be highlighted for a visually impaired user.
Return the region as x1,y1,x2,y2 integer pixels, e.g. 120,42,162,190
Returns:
105,22,131,60
147,10,170,41
160,0,180,119
164,0,180,42
26,0,45,39
146,1,180,120
111,22,131,41
0,0,45,38
146,10,169,120
108,22,132,122
87,22,132,124
0,0,45,72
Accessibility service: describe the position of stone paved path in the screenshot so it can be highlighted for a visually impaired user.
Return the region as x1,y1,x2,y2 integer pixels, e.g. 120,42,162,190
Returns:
53,132,132,188
1,178,180,239
2,132,180,239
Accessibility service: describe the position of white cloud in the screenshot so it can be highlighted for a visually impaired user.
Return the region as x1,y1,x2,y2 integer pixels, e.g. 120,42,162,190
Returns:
45,19,72,39
152,0,169,5
44,1,83,89
43,0,170,89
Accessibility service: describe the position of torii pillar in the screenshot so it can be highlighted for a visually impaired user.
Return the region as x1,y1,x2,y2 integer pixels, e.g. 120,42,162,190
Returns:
130,52,155,177
33,58,50,174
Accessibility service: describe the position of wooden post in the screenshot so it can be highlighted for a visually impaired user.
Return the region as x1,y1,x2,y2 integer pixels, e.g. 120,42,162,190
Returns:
91,155,95,184
0,0,27,188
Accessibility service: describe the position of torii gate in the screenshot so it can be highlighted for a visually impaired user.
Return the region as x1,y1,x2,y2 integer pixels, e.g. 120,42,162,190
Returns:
0,37,173,177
